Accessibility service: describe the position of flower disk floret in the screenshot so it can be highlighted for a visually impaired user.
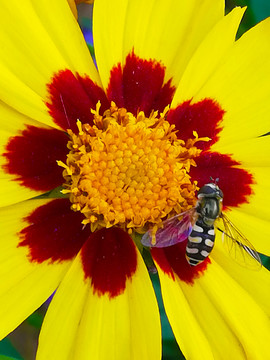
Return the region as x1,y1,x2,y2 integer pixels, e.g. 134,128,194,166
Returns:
58,102,207,233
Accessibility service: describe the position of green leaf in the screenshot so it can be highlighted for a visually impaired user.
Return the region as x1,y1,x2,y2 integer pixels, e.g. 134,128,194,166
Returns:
249,0,270,22
0,356,21,360
0,338,23,360
151,273,185,360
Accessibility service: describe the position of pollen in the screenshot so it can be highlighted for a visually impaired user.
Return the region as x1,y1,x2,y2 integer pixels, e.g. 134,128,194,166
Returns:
59,102,207,233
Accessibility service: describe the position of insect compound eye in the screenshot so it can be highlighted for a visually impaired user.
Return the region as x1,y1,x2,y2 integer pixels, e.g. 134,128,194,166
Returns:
217,188,224,199
197,183,223,200
198,184,216,197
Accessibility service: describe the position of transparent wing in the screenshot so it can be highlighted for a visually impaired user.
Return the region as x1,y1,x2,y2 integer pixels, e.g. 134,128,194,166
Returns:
217,212,262,269
141,209,196,248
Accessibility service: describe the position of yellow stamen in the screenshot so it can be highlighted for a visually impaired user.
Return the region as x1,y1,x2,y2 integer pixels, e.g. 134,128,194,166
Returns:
58,102,209,234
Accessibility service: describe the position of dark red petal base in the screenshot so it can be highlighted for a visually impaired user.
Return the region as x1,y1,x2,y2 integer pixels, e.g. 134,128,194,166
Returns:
107,51,175,116
3,126,68,192
168,98,254,209
152,241,210,284
81,227,137,298
19,200,137,298
190,152,254,209
167,98,225,151
19,199,90,263
46,69,109,132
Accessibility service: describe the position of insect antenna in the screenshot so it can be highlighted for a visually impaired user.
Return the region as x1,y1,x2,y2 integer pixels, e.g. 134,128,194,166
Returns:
210,176,219,184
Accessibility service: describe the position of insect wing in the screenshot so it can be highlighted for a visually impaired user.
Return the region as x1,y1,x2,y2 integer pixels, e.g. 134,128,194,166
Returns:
141,209,195,248
217,213,261,269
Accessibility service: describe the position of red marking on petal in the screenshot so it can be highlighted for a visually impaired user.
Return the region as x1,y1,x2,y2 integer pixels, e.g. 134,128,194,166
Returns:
190,152,254,209
152,241,210,284
107,52,175,116
81,227,137,298
167,99,225,150
19,199,90,263
3,126,67,192
46,69,109,131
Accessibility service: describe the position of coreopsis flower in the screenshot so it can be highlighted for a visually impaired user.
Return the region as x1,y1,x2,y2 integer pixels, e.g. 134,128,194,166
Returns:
0,0,270,359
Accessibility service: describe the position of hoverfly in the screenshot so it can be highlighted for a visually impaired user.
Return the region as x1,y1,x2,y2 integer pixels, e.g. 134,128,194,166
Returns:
141,182,261,268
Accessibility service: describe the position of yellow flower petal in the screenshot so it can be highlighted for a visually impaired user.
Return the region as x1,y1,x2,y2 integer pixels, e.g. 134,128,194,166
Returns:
0,0,100,127
0,199,70,340
192,17,270,145
171,6,245,106
93,0,224,91
36,249,89,360
0,64,51,127
212,134,270,167
93,0,128,92
155,250,270,360
156,267,214,359
235,166,270,224
37,246,161,360
222,190,270,256
212,241,270,315
31,0,98,78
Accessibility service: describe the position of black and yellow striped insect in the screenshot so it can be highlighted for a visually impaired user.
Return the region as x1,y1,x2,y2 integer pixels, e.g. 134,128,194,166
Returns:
142,182,261,268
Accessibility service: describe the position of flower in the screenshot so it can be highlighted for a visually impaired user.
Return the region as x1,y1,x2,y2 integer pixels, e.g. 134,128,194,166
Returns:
0,0,270,359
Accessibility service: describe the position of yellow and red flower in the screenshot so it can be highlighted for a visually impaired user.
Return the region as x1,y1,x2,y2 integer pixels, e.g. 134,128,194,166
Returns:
0,0,270,359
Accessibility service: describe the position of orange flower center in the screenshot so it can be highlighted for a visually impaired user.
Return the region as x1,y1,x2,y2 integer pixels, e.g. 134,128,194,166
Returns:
58,102,209,234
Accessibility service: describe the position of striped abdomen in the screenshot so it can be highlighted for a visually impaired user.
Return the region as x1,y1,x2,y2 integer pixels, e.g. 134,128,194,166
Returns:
186,217,215,266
